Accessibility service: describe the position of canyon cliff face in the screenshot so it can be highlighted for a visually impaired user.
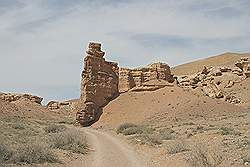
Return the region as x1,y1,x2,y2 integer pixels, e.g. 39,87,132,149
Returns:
76,43,119,126
76,42,174,126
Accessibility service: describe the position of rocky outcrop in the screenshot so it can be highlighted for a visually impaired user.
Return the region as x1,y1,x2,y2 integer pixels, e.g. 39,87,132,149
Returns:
0,93,43,104
176,58,249,104
76,43,174,126
119,63,174,93
235,57,250,77
46,101,73,110
76,43,119,126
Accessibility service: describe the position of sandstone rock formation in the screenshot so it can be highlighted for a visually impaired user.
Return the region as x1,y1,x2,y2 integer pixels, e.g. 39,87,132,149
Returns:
0,93,43,105
235,57,250,77
119,63,174,93
176,57,250,104
76,43,119,126
76,42,174,126
46,101,72,110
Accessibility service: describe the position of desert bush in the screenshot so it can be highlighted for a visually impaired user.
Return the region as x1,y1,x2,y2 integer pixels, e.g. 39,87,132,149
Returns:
167,140,188,154
0,144,12,163
121,127,144,135
11,143,57,164
242,154,250,164
44,124,66,133
186,144,223,167
116,123,138,134
50,129,88,154
219,127,241,136
158,128,175,140
117,123,155,136
58,117,76,125
10,123,25,130
135,134,162,146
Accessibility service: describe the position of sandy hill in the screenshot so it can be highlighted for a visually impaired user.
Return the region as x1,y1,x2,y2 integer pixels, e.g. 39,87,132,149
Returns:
93,85,249,129
172,52,250,75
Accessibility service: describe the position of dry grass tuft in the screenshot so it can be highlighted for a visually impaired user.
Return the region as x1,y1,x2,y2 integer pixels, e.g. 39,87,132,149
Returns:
0,144,12,164
219,127,241,136
135,134,162,146
167,140,189,154
186,144,223,167
116,123,138,134
50,129,88,154
11,142,57,164
44,124,66,133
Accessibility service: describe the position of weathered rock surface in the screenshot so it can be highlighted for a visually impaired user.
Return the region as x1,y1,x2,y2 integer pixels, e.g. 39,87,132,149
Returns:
119,63,174,93
76,43,174,126
76,43,119,126
235,57,250,77
176,58,249,104
0,93,43,105
46,100,75,110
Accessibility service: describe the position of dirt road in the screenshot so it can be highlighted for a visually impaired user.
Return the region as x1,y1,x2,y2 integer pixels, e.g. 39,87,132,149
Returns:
83,128,147,167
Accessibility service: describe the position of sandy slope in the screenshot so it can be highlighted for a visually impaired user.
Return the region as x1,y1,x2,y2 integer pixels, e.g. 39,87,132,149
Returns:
83,128,147,167
172,52,250,75
94,85,247,129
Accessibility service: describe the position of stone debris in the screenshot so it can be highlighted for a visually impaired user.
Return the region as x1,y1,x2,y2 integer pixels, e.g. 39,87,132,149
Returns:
176,57,250,104
235,57,250,77
46,101,74,110
0,93,43,105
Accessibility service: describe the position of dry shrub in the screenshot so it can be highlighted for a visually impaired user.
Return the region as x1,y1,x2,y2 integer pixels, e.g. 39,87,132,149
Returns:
135,134,162,146
50,129,88,154
11,142,57,164
242,154,250,164
186,144,223,167
116,123,138,134
167,140,188,154
44,124,66,133
121,127,144,135
10,123,26,130
117,123,154,136
0,144,12,164
158,128,175,140
219,127,241,136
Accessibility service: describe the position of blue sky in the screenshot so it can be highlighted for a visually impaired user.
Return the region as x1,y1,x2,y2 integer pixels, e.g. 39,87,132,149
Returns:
0,0,249,103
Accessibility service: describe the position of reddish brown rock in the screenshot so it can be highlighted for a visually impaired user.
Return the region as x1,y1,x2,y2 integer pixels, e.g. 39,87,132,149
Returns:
77,42,119,126
77,43,174,126
119,62,174,93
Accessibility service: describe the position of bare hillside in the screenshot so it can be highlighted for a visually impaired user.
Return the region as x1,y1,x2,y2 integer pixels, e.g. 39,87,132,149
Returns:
172,52,250,75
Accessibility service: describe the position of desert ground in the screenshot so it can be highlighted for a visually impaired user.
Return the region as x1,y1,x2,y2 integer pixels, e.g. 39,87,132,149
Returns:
1,52,250,167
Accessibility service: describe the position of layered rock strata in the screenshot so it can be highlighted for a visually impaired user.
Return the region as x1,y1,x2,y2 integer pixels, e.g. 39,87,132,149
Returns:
76,43,119,126
76,43,174,126
119,63,174,93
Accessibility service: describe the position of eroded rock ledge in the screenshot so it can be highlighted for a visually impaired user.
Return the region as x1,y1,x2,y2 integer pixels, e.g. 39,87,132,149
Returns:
0,93,43,105
76,42,174,126
76,43,120,126
176,57,250,104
